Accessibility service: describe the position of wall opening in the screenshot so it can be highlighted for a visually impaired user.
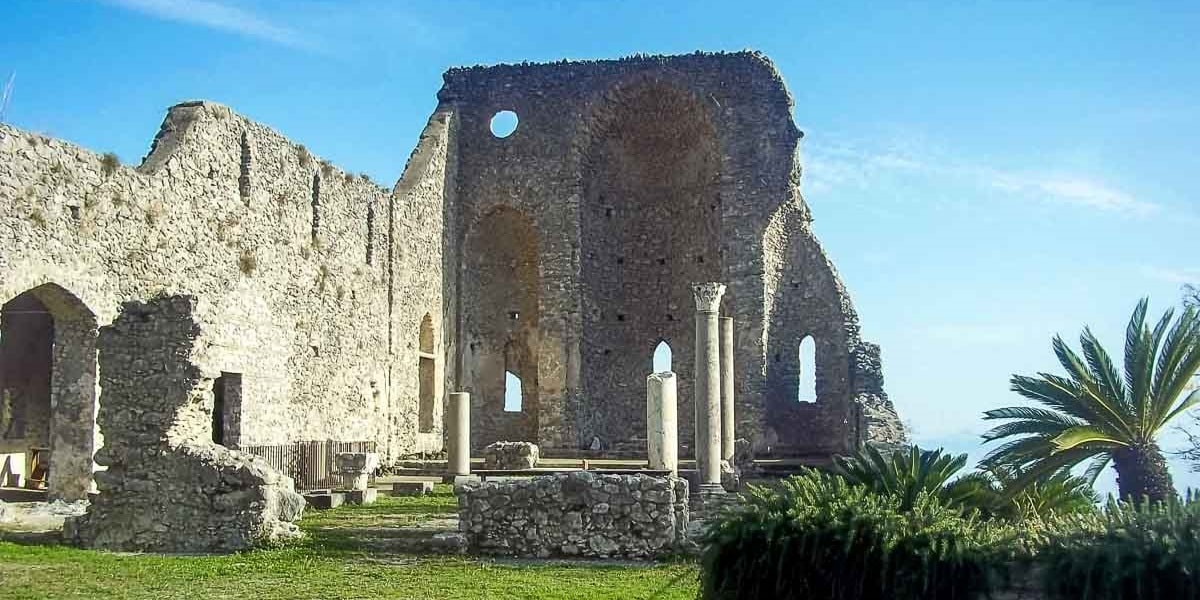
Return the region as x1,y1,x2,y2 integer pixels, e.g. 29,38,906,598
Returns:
504,371,523,412
310,173,321,240
652,340,672,373
490,110,519,138
418,313,436,433
211,372,242,447
0,293,53,476
798,336,817,402
0,283,98,500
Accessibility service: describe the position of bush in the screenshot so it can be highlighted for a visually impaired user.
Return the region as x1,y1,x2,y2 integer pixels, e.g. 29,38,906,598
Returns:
1039,495,1200,600
699,470,1016,600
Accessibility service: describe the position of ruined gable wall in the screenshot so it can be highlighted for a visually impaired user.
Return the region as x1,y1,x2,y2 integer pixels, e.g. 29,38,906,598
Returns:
0,102,409,457
390,108,456,455
442,52,826,453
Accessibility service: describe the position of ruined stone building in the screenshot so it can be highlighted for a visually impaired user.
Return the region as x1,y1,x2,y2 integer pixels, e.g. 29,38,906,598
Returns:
0,51,902,501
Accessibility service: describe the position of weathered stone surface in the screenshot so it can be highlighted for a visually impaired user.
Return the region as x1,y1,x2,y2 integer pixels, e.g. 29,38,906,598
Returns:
64,296,304,553
0,499,11,523
457,472,688,559
482,442,539,470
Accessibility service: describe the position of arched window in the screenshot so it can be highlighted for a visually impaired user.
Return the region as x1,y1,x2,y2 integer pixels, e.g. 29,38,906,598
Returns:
652,340,673,373
418,314,436,432
798,336,817,402
504,370,523,412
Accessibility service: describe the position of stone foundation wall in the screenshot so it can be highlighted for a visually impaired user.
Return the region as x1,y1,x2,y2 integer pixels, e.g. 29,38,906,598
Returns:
66,295,305,553
457,472,689,559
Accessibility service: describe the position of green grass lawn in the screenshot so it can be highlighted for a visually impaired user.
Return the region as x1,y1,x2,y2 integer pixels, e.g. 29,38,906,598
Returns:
0,485,700,600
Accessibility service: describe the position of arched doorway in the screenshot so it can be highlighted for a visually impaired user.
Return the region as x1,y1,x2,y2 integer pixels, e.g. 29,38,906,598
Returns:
0,283,98,501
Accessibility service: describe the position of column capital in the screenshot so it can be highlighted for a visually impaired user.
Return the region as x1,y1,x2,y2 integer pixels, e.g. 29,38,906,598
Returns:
692,282,726,313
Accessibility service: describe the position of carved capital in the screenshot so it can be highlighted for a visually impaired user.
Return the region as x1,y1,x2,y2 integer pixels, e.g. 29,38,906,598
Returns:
692,282,726,313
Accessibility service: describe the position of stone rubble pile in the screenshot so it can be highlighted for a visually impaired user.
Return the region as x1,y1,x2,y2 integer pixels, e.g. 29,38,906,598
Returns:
457,471,689,559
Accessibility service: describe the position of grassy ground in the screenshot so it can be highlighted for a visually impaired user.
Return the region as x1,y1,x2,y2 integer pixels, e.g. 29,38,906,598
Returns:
0,485,700,600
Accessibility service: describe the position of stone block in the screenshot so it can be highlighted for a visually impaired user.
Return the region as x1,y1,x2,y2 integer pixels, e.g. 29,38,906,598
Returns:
304,492,345,510
347,488,378,505
482,441,539,470
391,481,435,496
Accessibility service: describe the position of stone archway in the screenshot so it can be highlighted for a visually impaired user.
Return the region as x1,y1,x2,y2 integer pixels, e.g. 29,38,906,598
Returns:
0,283,98,501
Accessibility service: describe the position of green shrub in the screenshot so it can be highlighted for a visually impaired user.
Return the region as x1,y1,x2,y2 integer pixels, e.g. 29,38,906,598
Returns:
699,470,1016,600
1039,495,1200,600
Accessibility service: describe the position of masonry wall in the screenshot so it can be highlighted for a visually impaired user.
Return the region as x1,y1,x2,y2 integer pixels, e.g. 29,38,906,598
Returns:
457,472,689,559
67,295,305,553
440,51,899,456
0,101,447,494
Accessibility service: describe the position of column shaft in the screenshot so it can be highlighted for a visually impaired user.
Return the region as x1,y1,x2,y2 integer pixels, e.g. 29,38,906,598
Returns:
447,392,471,476
646,372,678,474
719,317,735,462
693,283,725,488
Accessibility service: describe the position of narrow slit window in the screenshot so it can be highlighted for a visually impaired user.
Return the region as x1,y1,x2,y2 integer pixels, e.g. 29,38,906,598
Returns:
798,336,817,402
652,340,673,373
504,370,523,412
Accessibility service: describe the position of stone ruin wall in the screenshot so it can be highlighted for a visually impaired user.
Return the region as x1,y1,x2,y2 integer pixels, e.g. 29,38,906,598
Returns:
457,472,689,559
0,100,451,500
66,295,305,553
441,51,903,455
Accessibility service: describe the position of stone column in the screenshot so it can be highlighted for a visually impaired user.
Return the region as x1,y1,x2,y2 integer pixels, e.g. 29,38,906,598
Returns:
693,283,725,493
447,392,471,476
646,371,678,475
719,317,735,463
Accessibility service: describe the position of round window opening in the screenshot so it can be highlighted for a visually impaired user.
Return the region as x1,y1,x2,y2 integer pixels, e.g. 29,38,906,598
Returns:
490,110,519,138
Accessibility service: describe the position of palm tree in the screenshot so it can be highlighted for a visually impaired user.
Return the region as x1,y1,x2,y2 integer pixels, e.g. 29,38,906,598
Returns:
953,467,1097,521
982,299,1200,503
835,445,978,511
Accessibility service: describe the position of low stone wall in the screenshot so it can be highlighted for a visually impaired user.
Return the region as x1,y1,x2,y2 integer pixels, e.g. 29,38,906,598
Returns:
457,472,688,559
64,295,305,553
482,441,539,470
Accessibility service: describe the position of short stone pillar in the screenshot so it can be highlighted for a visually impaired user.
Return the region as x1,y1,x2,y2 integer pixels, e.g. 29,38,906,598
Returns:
719,316,735,463
646,371,678,475
334,452,378,491
692,282,725,493
447,392,471,476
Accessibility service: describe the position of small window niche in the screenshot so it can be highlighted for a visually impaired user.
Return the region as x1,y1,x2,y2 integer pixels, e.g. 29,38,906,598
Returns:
212,372,243,447
418,314,437,432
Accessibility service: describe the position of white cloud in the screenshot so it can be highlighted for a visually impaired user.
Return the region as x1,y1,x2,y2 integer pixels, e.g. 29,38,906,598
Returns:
100,0,314,50
802,134,1159,217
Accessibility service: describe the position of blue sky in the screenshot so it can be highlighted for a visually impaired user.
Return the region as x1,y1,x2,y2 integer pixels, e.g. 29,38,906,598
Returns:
3,1,1198,494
